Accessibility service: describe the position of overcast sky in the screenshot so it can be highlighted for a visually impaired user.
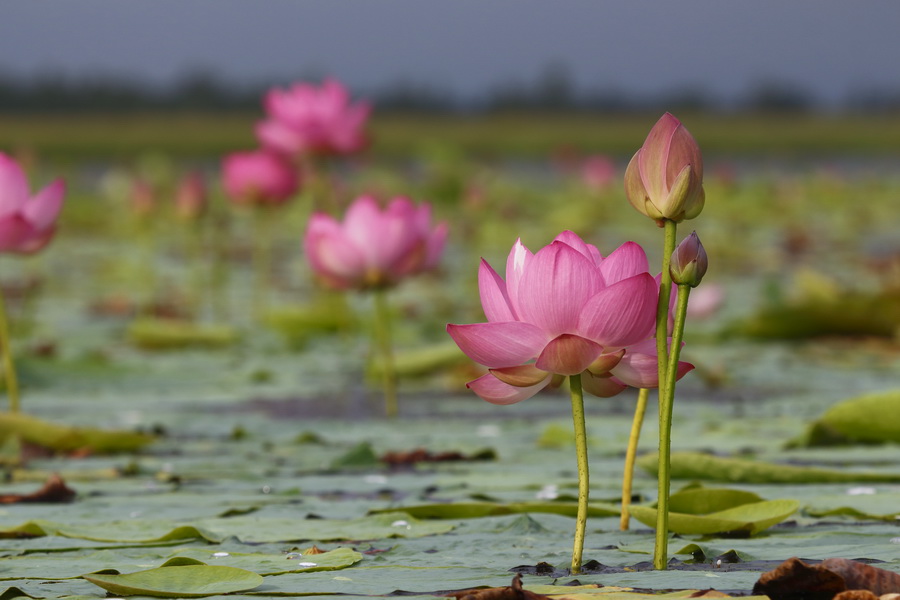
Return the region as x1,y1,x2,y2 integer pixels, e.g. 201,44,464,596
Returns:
1,1,898,107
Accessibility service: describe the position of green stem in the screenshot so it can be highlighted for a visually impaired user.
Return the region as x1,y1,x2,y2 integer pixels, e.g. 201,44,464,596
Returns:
0,286,21,413
252,209,276,316
620,387,650,531
653,282,691,570
655,220,677,397
372,289,398,418
569,373,588,575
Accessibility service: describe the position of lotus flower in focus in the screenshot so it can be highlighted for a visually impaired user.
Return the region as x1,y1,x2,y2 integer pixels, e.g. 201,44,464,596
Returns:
221,151,299,206
304,195,447,291
0,153,65,254
256,78,370,159
625,113,704,224
447,231,693,404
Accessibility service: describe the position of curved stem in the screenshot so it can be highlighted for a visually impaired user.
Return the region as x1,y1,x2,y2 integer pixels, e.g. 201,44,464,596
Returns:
569,373,588,575
653,283,691,570
372,289,398,418
620,387,650,531
0,285,20,413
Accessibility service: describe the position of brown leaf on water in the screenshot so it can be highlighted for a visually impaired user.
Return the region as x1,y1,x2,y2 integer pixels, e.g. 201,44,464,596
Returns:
0,473,76,504
834,591,879,600
448,574,551,600
381,447,495,467
753,557,900,600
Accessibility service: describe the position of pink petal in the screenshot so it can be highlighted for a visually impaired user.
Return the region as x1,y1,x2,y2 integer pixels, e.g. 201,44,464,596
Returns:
255,119,303,156
304,219,366,289
515,241,602,335
578,273,658,348
581,372,627,398
22,179,65,231
0,154,29,217
553,230,602,266
639,113,681,202
0,214,36,252
612,343,694,389
467,372,550,405
424,222,448,270
505,239,532,318
446,321,547,368
535,334,603,376
600,241,650,284
478,259,515,322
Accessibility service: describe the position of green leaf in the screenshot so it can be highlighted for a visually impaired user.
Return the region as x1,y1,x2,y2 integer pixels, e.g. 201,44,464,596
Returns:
127,318,239,350
83,564,263,597
0,413,154,454
638,451,900,483
170,547,363,575
369,501,620,519
791,391,900,446
329,441,380,469
804,492,900,520
628,499,799,536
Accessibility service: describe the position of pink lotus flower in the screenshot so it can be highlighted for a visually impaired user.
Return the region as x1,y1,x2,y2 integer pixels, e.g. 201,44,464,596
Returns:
447,232,693,404
256,78,370,159
0,153,65,254
304,195,447,291
221,150,299,206
624,113,705,223
174,171,208,221
580,155,617,190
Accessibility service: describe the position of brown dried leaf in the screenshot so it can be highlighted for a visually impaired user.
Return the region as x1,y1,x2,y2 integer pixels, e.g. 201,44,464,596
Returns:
753,557,900,600
448,574,551,600
834,592,879,600
381,447,494,467
0,473,76,504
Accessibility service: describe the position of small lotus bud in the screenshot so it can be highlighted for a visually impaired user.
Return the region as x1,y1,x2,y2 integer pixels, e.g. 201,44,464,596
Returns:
624,113,705,224
670,231,707,287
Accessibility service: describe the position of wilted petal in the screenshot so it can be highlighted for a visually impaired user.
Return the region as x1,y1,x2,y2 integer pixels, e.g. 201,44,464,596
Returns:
478,259,515,322
535,334,603,376
516,241,601,334
578,273,657,347
582,372,627,398
446,321,546,368
467,372,550,405
600,241,650,284
490,364,549,387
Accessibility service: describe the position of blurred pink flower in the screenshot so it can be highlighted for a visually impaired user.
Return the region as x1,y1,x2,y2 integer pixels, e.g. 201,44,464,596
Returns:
256,78,370,159
304,195,447,291
174,171,208,221
686,283,724,320
221,150,299,206
580,155,617,190
130,178,156,217
447,231,693,404
0,153,65,254
625,112,705,223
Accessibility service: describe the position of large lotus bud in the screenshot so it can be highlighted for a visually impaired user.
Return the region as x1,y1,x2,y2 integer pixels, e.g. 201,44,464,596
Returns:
624,113,704,224
669,231,708,288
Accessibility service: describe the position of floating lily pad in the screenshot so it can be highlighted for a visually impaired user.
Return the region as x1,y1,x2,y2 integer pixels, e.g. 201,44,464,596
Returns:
370,501,620,519
83,562,263,597
638,451,900,483
127,318,238,349
0,413,155,454
790,391,900,446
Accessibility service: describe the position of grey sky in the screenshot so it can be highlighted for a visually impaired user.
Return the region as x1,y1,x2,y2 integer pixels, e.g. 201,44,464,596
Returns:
1,1,898,107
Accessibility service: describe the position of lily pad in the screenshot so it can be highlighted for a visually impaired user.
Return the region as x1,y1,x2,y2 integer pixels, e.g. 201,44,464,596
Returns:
369,501,620,519
83,563,263,597
790,391,900,446
127,318,238,349
638,451,900,483
0,413,154,454
629,499,799,536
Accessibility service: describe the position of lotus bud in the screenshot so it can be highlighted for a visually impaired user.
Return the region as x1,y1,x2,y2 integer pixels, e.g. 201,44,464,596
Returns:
669,231,708,288
624,113,705,225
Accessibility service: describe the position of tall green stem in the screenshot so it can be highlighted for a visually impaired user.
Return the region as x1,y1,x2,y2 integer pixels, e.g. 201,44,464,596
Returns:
372,289,398,418
620,387,649,531
569,373,588,574
0,286,20,413
655,220,677,396
653,281,691,570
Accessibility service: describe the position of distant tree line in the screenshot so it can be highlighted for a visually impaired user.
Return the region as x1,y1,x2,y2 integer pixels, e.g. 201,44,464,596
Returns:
0,66,898,114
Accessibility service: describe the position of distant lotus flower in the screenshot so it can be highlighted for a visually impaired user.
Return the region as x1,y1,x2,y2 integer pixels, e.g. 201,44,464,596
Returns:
624,113,704,223
256,78,370,159
304,195,447,291
174,171,208,221
580,155,617,190
447,231,693,405
221,150,299,206
0,153,65,254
